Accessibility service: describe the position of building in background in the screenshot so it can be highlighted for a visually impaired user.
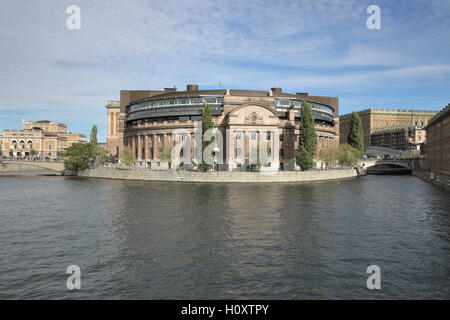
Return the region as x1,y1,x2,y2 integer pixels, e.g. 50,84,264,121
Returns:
106,100,121,157
106,84,340,171
425,104,450,176
339,109,437,150
370,126,426,151
0,120,86,158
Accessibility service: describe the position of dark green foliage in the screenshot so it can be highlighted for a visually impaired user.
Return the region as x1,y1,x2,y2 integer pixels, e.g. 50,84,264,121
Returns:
295,146,315,171
63,143,90,174
198,104,215,171
347,112,364,156
89,124,98,158
296,102,317,170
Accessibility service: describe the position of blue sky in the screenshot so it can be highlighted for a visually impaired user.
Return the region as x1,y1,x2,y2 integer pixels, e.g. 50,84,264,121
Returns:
0,0,449,142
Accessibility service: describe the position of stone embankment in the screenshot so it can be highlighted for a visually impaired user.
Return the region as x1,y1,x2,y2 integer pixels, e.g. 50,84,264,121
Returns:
0,162,40,173
79,165,358,183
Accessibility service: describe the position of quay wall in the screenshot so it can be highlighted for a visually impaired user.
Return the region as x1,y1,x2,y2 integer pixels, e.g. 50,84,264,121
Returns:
412,159,450,191
79,166,358,183
0,162,41,172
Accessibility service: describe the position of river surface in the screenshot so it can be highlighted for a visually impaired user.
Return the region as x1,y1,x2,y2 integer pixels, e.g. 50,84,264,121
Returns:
0,174,449,299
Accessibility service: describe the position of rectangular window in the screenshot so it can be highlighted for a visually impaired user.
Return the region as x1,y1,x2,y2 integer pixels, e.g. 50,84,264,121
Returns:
251,131,256,140
235,131,241,140
279,134,283,141
266,132,271,140
236,148,241,157
279,149,284,157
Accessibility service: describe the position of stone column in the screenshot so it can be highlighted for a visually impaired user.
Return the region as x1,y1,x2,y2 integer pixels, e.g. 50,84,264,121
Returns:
137,135,142,160
272,128,280,169
145,135,149,160
113,113,117,136
154,134,159,160
131,136,136,158
226,130,234,171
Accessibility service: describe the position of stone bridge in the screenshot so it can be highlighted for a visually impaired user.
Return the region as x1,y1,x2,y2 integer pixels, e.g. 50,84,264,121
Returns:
0,160,65,173
359,159,412,174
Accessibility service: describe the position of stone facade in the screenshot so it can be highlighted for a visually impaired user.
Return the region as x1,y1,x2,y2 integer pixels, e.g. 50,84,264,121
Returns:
339,109,437,150
0,120,86,158
107,85,340,171
425,103,450,176
81,165,357,183
106,100,121,157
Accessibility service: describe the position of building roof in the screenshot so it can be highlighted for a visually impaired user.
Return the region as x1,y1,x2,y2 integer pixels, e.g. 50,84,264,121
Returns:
340,108,438,118
426,103,450,127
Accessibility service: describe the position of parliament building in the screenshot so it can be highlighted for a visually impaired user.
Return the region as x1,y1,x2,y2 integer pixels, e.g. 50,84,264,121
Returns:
106,85,340,171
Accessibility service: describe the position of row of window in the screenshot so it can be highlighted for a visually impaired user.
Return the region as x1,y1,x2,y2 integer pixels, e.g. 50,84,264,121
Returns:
235,148,284,157
128,97,224,113
275,107,334,123
373,119,426,128
128,106,224,119
275,99,334,115
234,131,284,141
127,115,206,127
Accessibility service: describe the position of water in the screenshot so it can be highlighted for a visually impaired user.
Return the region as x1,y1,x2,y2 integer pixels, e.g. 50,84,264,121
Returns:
0,174,449,299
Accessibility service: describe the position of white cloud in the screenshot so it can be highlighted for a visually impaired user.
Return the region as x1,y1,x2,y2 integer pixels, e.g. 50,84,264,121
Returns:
0,0,449,140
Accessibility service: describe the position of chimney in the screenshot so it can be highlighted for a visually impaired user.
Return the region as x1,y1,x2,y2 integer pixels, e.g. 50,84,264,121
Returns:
271,87,282,96
288,104,295,122
187,84,198,92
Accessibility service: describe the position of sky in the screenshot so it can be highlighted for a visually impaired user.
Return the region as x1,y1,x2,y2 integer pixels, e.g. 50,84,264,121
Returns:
0,0,449,142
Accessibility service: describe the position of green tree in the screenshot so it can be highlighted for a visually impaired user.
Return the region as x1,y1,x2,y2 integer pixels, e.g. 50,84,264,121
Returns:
9,150,13,157
160,143,174,163
347,112,364,156
296,102,317,171
198,104,215,171
254,143,271,171
319,147,337,168
63,143,90,174
94,146,110,164
30,149,37,157
120,146,136,166
89,124,98,158
336,144,360,167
